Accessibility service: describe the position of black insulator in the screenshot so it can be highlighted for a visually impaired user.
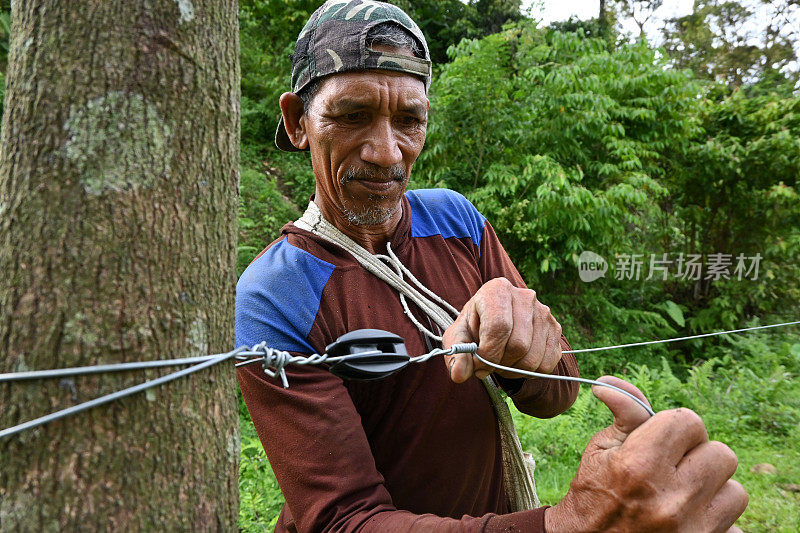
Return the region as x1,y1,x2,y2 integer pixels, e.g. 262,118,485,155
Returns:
325,329,410,381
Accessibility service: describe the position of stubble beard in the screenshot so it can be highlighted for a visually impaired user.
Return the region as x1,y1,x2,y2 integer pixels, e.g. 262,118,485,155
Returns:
340,165,407,226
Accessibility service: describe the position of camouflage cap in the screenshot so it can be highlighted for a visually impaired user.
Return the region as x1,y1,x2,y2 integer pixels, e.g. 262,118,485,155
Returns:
275,0,432,152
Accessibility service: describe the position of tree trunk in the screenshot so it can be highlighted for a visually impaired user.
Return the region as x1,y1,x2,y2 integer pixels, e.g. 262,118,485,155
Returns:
599,0,608,37
0,1,240,530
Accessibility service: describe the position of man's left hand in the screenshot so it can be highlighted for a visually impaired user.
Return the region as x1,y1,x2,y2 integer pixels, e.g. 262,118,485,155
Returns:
442,277,563,383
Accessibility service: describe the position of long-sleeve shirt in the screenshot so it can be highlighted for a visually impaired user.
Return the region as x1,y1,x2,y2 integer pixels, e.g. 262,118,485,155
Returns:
236,188,580,532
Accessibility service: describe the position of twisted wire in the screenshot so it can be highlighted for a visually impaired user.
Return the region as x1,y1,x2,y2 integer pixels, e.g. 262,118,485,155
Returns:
234,342,384,388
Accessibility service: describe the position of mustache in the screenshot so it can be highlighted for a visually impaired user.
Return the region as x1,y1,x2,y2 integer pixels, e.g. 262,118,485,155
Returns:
340,165,406,184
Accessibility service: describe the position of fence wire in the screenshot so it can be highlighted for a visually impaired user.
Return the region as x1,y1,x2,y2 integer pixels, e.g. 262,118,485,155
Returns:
2,320,798,439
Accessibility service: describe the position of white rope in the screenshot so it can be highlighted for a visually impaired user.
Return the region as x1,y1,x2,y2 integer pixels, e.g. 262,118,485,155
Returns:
384,257,446,342
295,202,458,339
384,242,461,318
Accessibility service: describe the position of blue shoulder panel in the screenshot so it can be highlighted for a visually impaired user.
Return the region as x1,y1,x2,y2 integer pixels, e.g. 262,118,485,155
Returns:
406,189,487,256
236,238,336,353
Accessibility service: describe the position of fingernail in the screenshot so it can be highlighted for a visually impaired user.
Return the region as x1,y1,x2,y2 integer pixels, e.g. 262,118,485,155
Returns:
448,357,456,377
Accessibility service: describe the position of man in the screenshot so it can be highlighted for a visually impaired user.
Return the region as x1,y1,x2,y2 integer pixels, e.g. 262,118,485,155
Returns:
236,1,748,531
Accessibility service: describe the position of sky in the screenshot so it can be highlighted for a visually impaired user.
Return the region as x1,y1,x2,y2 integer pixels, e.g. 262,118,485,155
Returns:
523,0,799,72
525,0,696,39
529,0,693,25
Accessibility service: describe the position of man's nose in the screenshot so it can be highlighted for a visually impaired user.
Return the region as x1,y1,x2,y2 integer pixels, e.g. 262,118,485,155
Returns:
361,118,403,168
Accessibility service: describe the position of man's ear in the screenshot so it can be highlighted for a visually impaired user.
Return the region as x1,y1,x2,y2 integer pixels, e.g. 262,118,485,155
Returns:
279,92,309,150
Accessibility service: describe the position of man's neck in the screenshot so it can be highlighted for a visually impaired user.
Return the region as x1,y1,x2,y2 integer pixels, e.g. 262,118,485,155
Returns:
313,196,403,255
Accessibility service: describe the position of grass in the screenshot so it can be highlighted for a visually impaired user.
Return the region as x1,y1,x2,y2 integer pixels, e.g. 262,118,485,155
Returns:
238,332,800,531
238,397,283,531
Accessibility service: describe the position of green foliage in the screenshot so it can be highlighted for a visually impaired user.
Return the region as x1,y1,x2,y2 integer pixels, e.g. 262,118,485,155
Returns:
657,300,686,327
547,16,605,40
238,167,302,274
660,0,799,91
239,394,284,531
239,0,324,153
0,9,9,73
396,0,523,62
414,23,713,353
666,91,800,327
418,25,697,272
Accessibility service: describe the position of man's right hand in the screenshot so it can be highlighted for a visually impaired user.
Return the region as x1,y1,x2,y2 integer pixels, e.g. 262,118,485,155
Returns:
544,376,749,532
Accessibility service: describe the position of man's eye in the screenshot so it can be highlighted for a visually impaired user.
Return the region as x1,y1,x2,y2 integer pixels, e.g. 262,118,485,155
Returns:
343,112,365,122
397,115,423,127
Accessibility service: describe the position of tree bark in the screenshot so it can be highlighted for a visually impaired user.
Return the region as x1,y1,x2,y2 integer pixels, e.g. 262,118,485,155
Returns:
0,1,240,530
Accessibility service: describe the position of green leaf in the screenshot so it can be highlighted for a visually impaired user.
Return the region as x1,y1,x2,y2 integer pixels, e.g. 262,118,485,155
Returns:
790,344,800,360
662,300,685,328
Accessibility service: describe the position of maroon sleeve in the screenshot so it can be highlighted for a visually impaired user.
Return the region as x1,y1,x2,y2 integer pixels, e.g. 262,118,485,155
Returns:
478,220,580,418
238,362,550,532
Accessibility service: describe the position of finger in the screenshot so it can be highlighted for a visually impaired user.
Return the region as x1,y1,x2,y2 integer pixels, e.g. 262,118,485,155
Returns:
624,407,709,467
591,376,653,442
492,289,535,378
450,352,474,383
442,303,474,349
472,286,514,372
443,307,477,383
702,479,748,533
537,315,562,374
676,440,738,504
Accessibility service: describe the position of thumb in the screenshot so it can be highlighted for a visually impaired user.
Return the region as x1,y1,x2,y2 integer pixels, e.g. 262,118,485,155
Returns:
442,312,475,384
591,375,652,444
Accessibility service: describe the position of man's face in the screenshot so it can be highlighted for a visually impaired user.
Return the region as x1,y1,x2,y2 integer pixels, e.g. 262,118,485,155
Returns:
302,67,428,227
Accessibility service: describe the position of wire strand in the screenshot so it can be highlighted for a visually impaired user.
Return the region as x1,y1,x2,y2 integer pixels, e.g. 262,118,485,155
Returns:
561,320,800,354
416,343,656,416
0,350,267,382
0,348,245,440
471,352,656,417
2,320,797,438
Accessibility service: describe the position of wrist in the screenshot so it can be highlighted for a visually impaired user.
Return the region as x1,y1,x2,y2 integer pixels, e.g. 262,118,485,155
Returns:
543,503,567,533
544,500,593,533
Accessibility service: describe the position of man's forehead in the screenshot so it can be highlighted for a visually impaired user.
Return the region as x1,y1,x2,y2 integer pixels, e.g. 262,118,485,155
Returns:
317,71,428,109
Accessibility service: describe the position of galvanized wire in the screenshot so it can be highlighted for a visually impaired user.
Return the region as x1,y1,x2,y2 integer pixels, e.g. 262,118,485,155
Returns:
0,348,247,440
561,321,800,354
2,320,797,438
413,343,655,416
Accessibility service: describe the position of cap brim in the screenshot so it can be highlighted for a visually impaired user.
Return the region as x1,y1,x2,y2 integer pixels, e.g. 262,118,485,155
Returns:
275,117,307,152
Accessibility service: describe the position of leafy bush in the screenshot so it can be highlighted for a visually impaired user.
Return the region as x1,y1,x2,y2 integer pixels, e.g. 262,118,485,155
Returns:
239,394,284,531
237,167,301,274
413,21,799,361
